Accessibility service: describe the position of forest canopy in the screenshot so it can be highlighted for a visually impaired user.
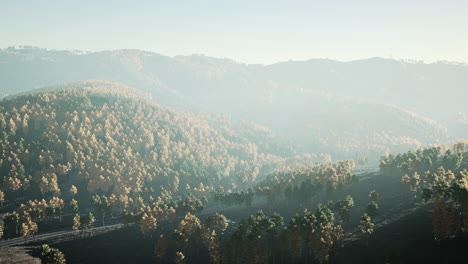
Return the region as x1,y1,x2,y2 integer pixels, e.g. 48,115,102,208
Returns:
0,81,329,203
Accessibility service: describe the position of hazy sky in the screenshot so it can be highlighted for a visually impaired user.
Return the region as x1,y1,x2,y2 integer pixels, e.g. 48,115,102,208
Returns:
1,0,467,64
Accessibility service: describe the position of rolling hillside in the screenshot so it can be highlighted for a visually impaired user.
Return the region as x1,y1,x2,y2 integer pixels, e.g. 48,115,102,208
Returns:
0,81,309,204
1,47,465,158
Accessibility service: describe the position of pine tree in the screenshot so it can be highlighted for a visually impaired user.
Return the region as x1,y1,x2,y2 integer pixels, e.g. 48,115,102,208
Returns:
175,251,186,264
154,234,167,263
40,244,66,264
69,185,78,196
0,190,5,207
72,215,80,230
358,213,374,247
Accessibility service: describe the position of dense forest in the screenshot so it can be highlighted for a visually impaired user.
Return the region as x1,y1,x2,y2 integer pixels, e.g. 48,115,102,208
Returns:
0,82,467,263
0,82,333,213
2,48,466,159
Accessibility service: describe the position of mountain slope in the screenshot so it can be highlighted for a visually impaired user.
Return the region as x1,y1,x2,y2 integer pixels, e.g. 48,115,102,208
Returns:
0,81,305,202
1,47,464,158
258,58,468,130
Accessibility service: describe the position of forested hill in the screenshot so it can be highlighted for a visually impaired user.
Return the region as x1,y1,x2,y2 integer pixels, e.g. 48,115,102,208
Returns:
0,81,320,203
1,47,465,158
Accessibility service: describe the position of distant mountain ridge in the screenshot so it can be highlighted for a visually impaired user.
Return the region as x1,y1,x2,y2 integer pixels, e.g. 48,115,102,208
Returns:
1,47,466,158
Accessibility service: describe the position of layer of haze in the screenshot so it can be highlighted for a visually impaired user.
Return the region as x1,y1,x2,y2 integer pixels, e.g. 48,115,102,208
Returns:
1,0,467,64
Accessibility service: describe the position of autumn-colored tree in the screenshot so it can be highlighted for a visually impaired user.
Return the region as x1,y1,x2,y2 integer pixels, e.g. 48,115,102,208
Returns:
48,197,65,221
402,172,420,193
69,185,78,196
20,219,38,242
306,204,343,263
175,251,186,264
204,213,229,233
39,176,49,198
39,173,61,198
310,224,344,264
29,220,38,240
0,85,301,232
19,200,44,221
199,213,229,264
176,212,202,244
40,244,66,264
201,229,221,264
167,207,176,223
20,222,29,242
173,175,180,193
0,190,5,207
72,215,80,230
7,177,22,192
8,117,17,135
140,213,158,233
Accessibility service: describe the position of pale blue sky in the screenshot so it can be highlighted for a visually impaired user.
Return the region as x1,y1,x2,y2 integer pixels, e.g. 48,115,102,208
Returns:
1,0,467,64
